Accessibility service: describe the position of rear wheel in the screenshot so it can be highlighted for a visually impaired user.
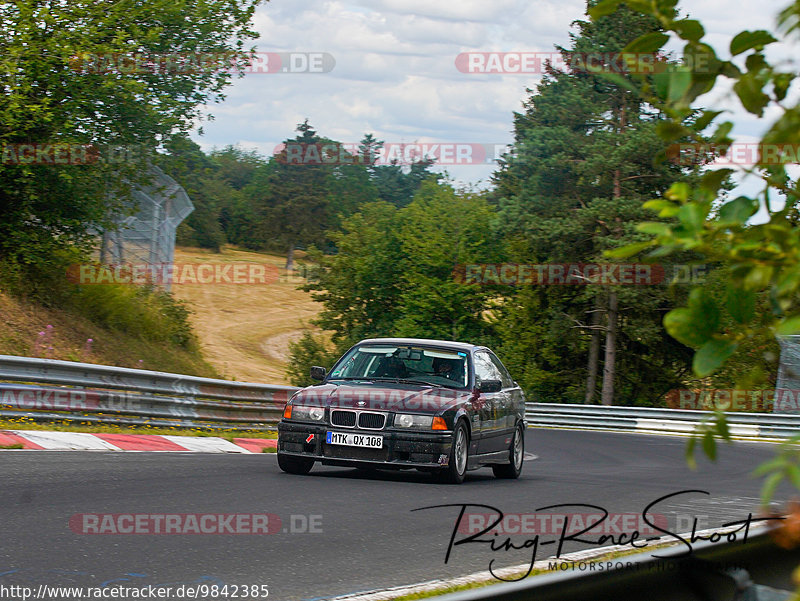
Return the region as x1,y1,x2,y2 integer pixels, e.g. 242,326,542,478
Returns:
436,421,469,484
492,423,524,479
277,453,314,475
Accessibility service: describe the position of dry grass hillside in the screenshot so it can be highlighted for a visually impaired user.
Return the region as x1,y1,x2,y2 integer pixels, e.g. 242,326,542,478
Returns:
0,289,218,377
171,246,322,385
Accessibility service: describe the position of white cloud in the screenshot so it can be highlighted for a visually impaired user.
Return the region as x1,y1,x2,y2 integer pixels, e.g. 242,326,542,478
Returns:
193,0,799,190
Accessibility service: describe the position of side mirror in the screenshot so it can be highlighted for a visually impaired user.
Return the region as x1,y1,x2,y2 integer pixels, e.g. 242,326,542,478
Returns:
477,379,502,393
310,366,327,381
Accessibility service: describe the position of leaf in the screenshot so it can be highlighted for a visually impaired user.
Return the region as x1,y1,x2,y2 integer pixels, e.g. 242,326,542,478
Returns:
702,430,717,461
776,315,800,335
730,30,778,56
733,73,770,117
718,196,758,224
665,182,691,202
656,119,692,141
623,32,670,54
668,69,693,102
714,413,732,441
752,456,785,477
674,19,705,42
761,472,783,506
693,109,723,132
726,284,756,324
637,222,673,236
788,464,800,489
721,61,743,79
653,72,671,100
776,266,800,297
686,435,697,470
700,168,733,194
694,338,738,377
743,264,774,290
643,199,680,217
605,240,656,259
664,289,720,347
773,72,795,101
678,203,708,231
588,0,623,18
683,43,721,80
711,121,734,143
646,244,682,258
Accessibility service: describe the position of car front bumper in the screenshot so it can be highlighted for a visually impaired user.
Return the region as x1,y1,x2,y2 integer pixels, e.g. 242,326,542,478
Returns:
277,421,454,469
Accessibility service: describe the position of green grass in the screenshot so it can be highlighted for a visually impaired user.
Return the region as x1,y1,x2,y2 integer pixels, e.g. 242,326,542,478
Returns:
0,443,23,449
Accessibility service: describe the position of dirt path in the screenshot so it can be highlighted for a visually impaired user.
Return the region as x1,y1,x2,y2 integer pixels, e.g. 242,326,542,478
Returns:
171,246,322,385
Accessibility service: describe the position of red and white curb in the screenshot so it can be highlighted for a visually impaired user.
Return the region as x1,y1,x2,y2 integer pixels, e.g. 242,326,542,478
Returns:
0,430,277,453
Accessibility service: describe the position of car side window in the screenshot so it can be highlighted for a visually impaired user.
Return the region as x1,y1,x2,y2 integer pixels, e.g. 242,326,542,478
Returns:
474,351,502,386
487,353,514,388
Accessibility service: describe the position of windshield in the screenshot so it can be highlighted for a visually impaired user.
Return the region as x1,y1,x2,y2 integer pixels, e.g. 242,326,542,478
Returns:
328,344,469,388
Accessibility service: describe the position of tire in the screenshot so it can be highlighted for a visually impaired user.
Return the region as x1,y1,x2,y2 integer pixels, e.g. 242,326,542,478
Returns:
277,453,314,475
492,422,524,479
437,421,469,484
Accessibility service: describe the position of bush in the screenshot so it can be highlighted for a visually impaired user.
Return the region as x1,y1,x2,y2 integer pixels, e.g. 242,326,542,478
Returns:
70,284,196,348
0,253,197,350
286,331,342,387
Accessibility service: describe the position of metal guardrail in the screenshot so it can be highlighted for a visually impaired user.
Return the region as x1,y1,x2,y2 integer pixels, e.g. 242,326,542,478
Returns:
1,354,797,438
435,527,800,601
0,355,299,431
525,403,800,440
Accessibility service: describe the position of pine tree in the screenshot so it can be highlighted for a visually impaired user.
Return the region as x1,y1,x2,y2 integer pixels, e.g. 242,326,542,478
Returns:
493,3,698,405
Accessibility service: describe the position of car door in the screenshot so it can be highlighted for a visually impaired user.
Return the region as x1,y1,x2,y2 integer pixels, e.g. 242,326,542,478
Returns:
473,350,506,454
487,351,523,436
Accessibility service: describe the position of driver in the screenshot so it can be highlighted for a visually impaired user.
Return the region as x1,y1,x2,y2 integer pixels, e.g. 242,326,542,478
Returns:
433,358,462,383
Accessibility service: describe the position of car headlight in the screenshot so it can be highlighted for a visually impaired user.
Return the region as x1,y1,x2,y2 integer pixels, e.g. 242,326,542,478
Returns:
288,406,325,422
395,414,434,429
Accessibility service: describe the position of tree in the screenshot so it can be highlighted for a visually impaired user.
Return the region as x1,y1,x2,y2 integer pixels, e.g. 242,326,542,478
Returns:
394,180,500,342
492,2,701,405
159,135,229,252
247,121,335,269
361,134,440,208
0,0,263,266
301,201,406,350
286,180,502,383
587,0,800,565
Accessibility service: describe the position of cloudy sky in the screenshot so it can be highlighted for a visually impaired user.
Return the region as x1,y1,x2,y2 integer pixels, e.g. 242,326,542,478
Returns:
192,0,795,192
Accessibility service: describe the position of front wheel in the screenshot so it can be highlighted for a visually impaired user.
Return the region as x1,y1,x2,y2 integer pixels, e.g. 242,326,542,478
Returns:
436,421,469,484
492,423,524,479
277,453,314,475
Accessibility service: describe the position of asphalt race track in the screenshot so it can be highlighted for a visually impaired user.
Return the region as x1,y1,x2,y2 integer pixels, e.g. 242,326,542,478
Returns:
0,429,793,600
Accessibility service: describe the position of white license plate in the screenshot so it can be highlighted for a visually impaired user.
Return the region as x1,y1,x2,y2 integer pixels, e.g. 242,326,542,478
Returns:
326,431,383,448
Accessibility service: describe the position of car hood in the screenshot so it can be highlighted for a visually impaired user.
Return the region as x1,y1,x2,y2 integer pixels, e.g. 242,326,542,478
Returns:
290,382,472,414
